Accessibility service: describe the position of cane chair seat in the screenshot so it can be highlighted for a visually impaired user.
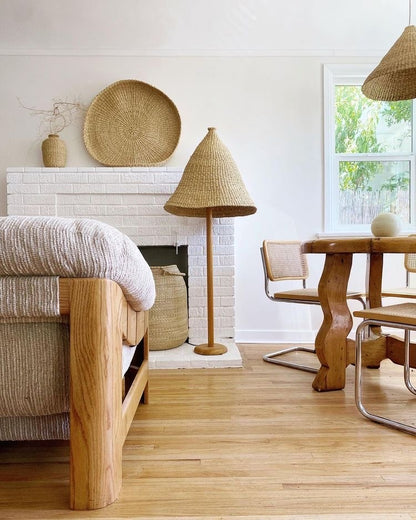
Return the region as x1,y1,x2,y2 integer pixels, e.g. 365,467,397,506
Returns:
381,286,416,298
354,302,416,325
273,287,364,302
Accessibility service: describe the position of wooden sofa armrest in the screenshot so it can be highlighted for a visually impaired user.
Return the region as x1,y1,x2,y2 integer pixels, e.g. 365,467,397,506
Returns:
59,278,149,510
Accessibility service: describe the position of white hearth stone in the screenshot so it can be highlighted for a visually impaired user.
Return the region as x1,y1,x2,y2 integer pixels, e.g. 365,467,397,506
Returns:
149,341,242,369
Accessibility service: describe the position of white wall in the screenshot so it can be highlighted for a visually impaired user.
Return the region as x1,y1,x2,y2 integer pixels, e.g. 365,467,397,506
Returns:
0,0,409,343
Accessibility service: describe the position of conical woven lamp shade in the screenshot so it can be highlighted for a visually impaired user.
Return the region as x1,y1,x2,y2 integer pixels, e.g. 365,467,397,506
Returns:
362,25,416,101
165,127,256,356
164,127,256,217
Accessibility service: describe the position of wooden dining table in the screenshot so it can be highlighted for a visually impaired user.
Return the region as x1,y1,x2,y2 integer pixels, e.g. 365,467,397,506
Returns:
302,236,416,392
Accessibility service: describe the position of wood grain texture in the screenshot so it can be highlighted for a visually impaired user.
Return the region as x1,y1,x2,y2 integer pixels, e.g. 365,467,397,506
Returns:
59,278,149,510
121,359,149,438
372,236,416,253
68,278,124,510
366,252,383,309
302,237,372,254
314,253,353,391
302,237,416,391
387,334,416,367
58,278,71,314
2,344,416,518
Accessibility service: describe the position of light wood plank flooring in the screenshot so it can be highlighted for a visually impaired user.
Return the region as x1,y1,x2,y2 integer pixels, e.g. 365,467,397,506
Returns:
1,344,416,519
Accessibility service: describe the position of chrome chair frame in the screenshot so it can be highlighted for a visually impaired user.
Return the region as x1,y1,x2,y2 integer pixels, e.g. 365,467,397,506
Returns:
355,317,416,436
261,245,320,373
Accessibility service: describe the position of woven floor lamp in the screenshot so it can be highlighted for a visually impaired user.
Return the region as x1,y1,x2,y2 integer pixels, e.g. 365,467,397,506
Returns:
164,127,256,355
362,1,416,100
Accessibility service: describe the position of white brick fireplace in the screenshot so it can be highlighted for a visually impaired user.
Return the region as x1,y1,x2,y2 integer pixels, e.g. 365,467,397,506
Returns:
6,166,241,368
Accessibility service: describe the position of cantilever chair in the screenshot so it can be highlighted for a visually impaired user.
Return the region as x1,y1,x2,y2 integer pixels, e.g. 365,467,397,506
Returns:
261,240,365,373
354,303,416,435
382,246,416,300
0,216,156,510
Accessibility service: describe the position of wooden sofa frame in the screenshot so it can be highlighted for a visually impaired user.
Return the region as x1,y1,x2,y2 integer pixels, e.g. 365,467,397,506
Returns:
59,277,149,510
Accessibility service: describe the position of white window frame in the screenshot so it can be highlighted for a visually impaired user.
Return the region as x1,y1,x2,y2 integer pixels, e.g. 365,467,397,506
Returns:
323,64,416,236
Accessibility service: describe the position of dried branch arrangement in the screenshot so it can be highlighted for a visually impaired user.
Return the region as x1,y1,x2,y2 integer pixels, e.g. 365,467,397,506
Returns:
18,98,86,136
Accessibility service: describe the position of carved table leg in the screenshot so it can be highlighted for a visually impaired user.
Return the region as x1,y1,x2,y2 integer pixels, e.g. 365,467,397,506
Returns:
313,253,353,391
365,252,384,353
365,252,383,308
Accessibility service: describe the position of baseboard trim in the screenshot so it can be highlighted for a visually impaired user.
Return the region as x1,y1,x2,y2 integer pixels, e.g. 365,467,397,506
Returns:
235,329,317,344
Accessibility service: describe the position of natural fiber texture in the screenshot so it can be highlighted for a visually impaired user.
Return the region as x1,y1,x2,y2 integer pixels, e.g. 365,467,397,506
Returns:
263,241,309,281
41,134,66,167
263,240,363,301
405,252,416,271
404,236,416,271
354,302,416,326
164,127,256,218
0,413,69,441
0,319,69,416
0,216,154,442
149,265,188,350
84,79,181,166
362,25,416,101
273,288,321,301
0,216,155,311
0,276,59,317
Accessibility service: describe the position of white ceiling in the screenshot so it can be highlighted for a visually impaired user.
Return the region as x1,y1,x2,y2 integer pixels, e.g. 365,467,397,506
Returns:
0,0,410,55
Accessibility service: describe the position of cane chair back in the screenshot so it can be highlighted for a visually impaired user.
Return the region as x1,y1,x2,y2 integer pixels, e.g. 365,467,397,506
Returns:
382,235,416,299
263,240,309,283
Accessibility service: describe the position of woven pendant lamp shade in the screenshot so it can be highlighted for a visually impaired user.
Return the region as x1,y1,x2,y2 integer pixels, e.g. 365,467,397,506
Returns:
164,127,256,218
362,25,416,101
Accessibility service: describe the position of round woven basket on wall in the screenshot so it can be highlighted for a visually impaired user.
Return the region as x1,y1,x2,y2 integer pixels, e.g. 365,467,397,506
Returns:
149,265,188,351
83,79,181,166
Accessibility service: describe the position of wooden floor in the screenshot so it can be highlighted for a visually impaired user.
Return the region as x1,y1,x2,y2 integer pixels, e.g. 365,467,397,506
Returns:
1,344,416,519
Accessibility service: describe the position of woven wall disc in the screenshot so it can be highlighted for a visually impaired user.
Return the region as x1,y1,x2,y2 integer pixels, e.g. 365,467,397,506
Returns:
84,79,181,166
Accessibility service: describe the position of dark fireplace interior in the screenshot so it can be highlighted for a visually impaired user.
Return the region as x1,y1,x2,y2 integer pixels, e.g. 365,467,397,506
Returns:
138,245,188,286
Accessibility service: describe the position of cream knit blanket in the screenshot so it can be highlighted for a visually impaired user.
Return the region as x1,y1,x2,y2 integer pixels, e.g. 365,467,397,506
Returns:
0,216,155,311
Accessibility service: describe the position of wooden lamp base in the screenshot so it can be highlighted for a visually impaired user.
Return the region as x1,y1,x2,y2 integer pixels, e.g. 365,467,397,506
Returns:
193,343,228,356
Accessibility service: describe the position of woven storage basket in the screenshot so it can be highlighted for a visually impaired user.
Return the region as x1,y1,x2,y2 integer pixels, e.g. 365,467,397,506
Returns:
149,265,188,351
83,79,181,166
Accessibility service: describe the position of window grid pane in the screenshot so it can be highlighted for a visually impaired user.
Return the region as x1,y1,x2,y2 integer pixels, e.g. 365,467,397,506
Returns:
332,81,413,230
337,160,410,225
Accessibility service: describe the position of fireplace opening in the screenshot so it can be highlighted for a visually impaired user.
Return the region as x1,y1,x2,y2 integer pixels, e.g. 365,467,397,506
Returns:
138,245,189,351
138,245,188,286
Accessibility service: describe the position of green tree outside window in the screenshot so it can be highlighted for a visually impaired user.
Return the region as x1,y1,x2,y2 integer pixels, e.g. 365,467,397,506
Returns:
335,86,412,224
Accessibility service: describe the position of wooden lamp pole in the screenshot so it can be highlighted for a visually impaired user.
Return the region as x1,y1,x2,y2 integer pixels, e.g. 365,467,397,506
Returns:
193,208,228,355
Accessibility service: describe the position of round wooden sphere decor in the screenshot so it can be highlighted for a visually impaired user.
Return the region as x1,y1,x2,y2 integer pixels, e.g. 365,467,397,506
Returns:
371,212,402,237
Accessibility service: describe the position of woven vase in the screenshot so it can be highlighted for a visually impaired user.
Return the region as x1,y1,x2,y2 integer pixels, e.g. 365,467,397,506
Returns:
149,265,188,351
41,134,67,167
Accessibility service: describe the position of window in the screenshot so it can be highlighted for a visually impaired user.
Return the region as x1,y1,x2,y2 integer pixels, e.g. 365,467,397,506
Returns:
324,64,415,234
